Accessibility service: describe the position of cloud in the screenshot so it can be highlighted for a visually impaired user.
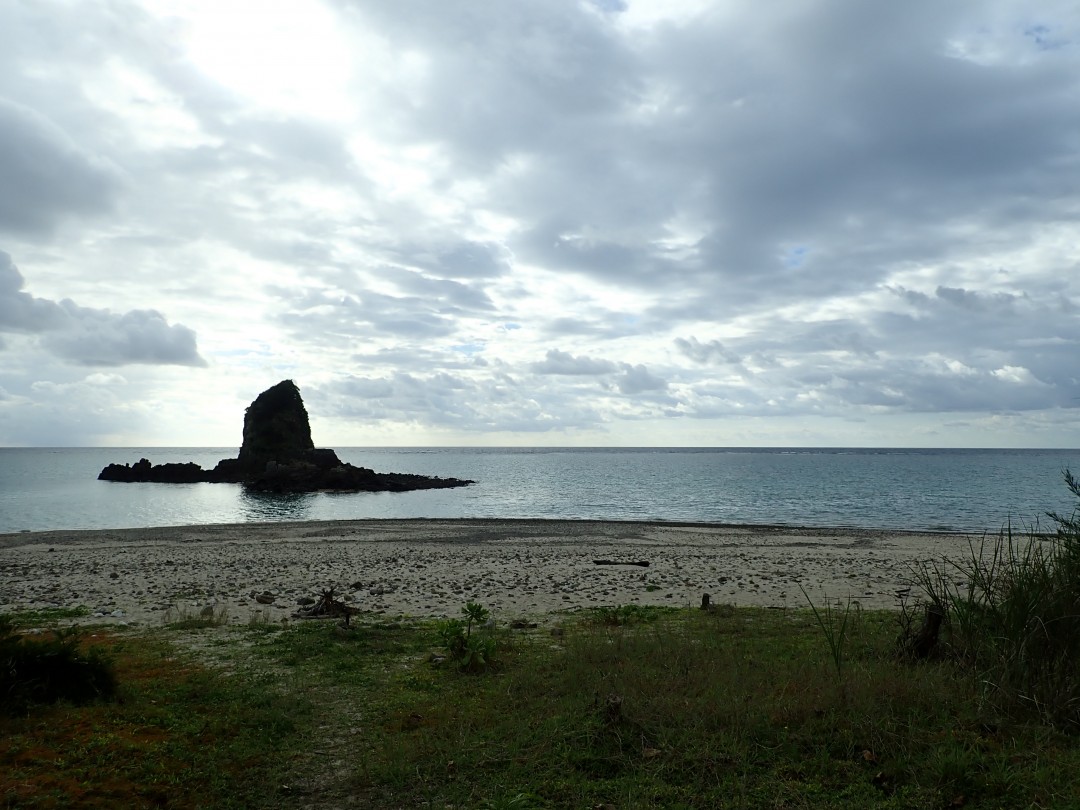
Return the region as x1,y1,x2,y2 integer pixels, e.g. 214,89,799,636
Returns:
42,305,207,367
0,99,122,235
532,349,618,376
0,251,206,367
0,251,69,331
316,371,599,433
616,363,668,395
674,337,742,366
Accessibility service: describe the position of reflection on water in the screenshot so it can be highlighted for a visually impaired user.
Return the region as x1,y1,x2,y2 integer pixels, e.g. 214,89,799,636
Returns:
239,488,315,522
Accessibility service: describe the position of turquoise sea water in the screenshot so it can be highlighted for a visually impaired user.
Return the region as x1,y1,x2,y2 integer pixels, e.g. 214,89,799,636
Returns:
0,447,1077,534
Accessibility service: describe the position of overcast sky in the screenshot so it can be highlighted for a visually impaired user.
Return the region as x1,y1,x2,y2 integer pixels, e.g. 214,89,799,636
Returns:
1,0,1078,448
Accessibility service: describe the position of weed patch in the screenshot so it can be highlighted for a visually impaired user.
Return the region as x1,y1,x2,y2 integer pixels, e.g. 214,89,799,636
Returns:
908,469,1080,729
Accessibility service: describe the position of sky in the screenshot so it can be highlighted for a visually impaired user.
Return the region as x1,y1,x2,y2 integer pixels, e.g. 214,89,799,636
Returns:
1,0,1079,449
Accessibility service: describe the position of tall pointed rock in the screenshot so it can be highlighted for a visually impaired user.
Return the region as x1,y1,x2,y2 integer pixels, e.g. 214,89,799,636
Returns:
237,379,315,469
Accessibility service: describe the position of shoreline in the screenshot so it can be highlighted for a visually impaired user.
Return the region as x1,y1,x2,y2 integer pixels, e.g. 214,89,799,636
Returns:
0,518,979,625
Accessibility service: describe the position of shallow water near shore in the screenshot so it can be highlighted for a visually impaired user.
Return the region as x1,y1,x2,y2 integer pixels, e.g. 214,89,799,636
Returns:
2,446,1078,534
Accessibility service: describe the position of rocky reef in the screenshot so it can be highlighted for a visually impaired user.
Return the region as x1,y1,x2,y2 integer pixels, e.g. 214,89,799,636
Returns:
98,380,473,493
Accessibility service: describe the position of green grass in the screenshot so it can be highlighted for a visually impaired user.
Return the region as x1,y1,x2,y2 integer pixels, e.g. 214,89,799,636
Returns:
0,621,309,809
3,605,1080,808
4,606,93,625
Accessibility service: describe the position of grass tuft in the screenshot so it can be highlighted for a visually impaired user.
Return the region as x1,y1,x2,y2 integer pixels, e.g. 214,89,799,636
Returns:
163,603,230,629
907,468,1080,730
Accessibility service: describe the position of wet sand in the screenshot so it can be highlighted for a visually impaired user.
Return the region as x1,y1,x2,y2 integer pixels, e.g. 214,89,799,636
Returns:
0,519,979,625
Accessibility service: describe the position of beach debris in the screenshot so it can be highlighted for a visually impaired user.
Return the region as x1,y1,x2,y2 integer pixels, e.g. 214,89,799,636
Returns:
593,559,650,567
292,587,360,624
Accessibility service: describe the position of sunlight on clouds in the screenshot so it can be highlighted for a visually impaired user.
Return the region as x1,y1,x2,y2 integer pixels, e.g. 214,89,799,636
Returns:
83,58,216,150
347,136,470,222
992,365,1046,385
161,0,354,120
653,210,709,261
615,0,718,31
265,180,365,219
471,210,524,240
348,136,443,198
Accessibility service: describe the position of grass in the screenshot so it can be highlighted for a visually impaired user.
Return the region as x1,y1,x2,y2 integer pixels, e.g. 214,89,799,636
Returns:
5,606,92,625
250,606,1079,808
162,602,230,629
9,605,1072,808
908,470,1080,730
1,616,309,809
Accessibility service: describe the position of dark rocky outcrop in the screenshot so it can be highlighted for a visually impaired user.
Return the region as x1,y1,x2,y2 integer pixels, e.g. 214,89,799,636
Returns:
98,459,207,484
98,380,473,493
236,380,316,472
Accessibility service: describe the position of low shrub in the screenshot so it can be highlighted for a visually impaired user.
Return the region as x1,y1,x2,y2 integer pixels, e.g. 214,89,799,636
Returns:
0,615,118,714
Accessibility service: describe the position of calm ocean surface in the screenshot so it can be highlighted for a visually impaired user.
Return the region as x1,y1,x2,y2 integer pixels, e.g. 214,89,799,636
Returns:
1,447,1078,534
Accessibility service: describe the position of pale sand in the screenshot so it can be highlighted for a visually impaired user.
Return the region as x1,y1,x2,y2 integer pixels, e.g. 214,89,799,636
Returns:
0,519,980,626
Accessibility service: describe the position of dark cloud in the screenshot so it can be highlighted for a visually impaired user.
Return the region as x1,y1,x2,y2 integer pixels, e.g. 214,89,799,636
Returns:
316,371,601,433
0,251,68,331
0,99,122,235
0,252,206,367
616,363,668,395
532,349,617,376
42,306,207,368
674,337,743,366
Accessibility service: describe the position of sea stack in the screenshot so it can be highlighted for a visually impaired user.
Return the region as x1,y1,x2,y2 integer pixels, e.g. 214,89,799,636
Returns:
98,380,473,493
237,379,316,470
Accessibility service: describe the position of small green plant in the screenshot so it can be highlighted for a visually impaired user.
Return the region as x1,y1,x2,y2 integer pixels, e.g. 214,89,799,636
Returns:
434,603,498,672
435,617,467,655
801,587,856,683
0,615,119,714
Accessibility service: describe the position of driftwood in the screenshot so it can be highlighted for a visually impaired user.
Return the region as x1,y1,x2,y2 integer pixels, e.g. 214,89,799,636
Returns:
902,602,946,659
292,587,360,625
593,560,650,567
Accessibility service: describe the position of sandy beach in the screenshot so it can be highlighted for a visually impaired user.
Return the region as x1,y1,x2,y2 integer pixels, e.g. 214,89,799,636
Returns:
0,519,979,626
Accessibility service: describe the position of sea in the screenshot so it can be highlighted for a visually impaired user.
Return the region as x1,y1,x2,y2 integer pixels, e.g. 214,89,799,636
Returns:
0,447,1078,535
